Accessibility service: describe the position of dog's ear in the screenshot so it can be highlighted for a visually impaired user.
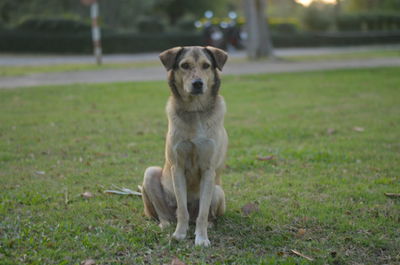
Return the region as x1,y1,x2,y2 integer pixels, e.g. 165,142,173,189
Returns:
159,47,184,71
205,46,228,71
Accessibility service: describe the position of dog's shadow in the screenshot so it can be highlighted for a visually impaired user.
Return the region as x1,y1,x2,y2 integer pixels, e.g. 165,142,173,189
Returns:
210,211,287,250
163,210,288,252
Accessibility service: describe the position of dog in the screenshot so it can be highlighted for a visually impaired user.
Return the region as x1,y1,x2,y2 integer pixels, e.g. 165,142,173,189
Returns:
141,46,228,247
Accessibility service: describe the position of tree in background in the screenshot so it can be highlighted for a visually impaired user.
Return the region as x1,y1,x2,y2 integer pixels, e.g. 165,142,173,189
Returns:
4,0,398,35
267,0,303,18
244,0,274,59
334,0,342,18
152,0,229,25
0,0,18,24
0,0,228,29
99,0,153,29
303,1,335,31
0,0,85,25
343,0,400,12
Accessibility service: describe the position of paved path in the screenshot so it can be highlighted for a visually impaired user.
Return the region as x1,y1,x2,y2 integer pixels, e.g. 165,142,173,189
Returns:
1,45,400,89
1,44,399,66
1,58,400,89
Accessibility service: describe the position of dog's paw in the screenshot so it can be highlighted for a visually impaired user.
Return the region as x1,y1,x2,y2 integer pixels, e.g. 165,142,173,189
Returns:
172,231,187,241
159,220,170,230
195,235,211,247
172,223,188,241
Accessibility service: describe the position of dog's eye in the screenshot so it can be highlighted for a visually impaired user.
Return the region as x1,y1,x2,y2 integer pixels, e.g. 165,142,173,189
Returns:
181,63,190,70
202,63,210,69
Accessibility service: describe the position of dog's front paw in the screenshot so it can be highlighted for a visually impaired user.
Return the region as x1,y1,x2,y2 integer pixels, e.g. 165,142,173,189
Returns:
172,222,188,241
159,220,171,230
172,231,187,241
195,235,211,247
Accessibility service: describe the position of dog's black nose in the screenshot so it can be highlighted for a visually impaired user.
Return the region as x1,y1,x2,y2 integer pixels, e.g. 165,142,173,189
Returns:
191,79,203,94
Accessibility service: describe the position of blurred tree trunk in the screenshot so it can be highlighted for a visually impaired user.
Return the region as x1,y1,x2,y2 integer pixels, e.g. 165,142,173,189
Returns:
335,0,341,17
244,0,274,60
333,0,341,31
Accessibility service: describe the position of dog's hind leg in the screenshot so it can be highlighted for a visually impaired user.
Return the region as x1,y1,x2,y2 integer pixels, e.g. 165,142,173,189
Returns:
142,166,174,228
210,185,225,219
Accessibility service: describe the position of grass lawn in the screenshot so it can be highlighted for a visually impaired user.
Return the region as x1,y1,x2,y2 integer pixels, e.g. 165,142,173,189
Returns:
0,61,159,78
284,49,400,62
0,67,399,264
0,49,399,77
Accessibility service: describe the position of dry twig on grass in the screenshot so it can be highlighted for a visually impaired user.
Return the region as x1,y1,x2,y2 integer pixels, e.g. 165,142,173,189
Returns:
104,184,142,196
290,249,314,261
64,189,69,205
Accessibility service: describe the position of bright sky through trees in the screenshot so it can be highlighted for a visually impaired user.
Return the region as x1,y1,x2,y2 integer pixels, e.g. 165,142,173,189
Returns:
295,0,336,6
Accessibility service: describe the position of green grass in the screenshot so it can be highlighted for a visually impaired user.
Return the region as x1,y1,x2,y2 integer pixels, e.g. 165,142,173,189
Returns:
0,61,159,77
0,67,399,264
0,49,399,77
285,49,400,62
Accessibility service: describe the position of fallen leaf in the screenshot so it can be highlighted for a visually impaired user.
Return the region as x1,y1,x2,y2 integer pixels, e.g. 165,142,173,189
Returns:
81,259,95,265
327,128,336,135
241,202,259,216
256,155,274,161
81,191,94,199
296,228,306,237
353,126,365,132
171,257,186,265
290,249,314,261
301,216,310,222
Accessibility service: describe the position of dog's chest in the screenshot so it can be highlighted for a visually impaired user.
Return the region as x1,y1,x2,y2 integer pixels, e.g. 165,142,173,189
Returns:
176,111,216,139
172,112,219,193
182,143,201,193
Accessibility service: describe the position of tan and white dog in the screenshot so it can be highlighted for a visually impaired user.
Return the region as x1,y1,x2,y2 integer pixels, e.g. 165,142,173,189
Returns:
141,46,228,247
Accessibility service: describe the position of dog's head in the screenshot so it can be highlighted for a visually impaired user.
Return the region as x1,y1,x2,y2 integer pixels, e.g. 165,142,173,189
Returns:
159,46,228,98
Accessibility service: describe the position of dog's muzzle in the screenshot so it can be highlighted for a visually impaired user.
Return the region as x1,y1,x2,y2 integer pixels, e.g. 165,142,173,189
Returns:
191,79,203,95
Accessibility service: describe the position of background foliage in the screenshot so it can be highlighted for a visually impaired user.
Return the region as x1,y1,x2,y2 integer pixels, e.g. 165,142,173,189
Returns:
1,0,400,53
1,0,400,30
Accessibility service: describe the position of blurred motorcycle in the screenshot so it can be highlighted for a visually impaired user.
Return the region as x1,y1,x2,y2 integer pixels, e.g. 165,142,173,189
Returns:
195,11,247,51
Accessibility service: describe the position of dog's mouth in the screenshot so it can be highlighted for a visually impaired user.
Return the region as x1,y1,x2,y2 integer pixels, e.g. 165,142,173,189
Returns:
190,90,203,95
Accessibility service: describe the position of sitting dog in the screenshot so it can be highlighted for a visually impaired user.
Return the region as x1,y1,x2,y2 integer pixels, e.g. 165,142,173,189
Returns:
141,46,228,247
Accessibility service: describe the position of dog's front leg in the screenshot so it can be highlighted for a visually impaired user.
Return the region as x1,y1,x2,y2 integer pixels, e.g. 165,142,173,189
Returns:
193,138,216,247
171,142,191,240
195,169,215,247
171,166,189,240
